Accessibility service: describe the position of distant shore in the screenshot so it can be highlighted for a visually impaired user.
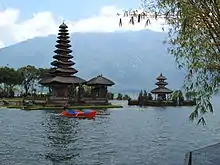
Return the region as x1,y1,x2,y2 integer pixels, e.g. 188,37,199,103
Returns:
0,98,123,110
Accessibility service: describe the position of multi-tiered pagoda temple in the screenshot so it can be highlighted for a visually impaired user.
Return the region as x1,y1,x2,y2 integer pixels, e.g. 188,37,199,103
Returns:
39,22,86,99
151,73,173,100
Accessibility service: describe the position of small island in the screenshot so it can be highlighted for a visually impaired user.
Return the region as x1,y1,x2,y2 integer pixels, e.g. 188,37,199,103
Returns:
0,22,122,110
128,73,196,107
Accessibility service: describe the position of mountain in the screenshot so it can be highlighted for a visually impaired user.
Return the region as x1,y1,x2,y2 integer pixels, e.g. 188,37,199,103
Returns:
0,30,186,93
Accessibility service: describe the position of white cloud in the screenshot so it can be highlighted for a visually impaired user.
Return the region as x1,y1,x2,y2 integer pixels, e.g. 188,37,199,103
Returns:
0,40,5,48
0,6,166,48
0,8,19,26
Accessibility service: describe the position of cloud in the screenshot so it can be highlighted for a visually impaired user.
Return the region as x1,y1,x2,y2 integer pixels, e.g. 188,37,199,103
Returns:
0,6,166,48
0,8,19,26
0,40,5,48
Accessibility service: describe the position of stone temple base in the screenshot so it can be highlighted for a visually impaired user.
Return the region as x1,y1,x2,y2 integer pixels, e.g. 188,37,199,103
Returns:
83,98,108,105
47,96,68,106
46,96,109,106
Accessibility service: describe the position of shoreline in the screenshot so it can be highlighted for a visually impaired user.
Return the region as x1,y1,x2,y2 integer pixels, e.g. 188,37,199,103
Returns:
0,104,123,110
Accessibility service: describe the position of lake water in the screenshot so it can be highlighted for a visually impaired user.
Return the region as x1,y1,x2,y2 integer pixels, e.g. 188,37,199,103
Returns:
1,100,220,165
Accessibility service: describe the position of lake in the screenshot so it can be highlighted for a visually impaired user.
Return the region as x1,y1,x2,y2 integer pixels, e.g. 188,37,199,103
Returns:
1,100,220,165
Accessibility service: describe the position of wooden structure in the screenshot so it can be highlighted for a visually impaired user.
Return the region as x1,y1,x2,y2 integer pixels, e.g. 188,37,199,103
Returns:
184,143,220,165
84,75,115,105
151,73,173,100
128,73,196,107
39,22,86,104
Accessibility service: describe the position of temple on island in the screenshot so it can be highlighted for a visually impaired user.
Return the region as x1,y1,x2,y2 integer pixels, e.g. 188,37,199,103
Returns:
39,22,114,105
84,75,115,104
128,73,196,106
151,73,173,100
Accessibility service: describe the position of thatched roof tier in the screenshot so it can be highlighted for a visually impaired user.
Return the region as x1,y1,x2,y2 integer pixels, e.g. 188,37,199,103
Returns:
53,54,73,59
151,87,173,94
57,35,69,39
59,22,68,29
155,81,168,86
58,32,69,36
55,43,71,49
87,75,115,86
54,48,72,54
51,60,75,66
49,68,78,74
39,76,86,85
58,28,68,33
156,73,167,80
39,22,85,87
56,38,70,43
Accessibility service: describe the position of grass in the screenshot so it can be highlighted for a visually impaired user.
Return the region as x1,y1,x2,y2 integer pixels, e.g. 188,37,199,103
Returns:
3,104,123,110
0,98,123,110
0,98,23,102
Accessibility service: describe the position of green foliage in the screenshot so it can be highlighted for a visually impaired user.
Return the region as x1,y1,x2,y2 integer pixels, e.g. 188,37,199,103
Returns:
17,65,39,95
116,93,123,100
151,0,220,124
38,68,49,79
0,67,23,97
121,0,220,123
122,94,131,100
185,91,196,100
0,67,22,86
171,90,184,102
148,93,153,100
0,65,49,97
115,93,131,100
107,92,114,100
138,90,143,99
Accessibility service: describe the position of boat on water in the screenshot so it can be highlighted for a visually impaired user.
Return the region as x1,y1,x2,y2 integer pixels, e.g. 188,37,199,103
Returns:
60,109,97,119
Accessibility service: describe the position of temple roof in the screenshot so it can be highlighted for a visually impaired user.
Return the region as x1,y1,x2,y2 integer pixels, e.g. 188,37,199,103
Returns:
54,48,72,54
55,43,71,48
155,81,168,86
51,60,75,66
53,54,73,59
49,68,78,74
59,22,68,29
151,87,173,94
39,76,86,85
39,22,86,86
58,32,69,36
156,73,167,80
56,38,70,43
87,75,115,86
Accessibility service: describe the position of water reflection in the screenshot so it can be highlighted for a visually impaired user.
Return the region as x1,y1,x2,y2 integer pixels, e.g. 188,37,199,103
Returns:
42,110,114,165
3,105,219,165
44,112,80,164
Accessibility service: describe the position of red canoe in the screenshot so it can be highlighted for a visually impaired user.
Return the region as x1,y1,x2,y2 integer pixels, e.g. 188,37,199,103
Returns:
60,109,97,119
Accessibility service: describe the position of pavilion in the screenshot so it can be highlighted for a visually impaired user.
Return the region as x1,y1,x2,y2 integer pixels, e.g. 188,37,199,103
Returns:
151,73,173,100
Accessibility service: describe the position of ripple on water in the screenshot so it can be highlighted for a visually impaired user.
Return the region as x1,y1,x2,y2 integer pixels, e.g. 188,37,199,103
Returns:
1,106,220,165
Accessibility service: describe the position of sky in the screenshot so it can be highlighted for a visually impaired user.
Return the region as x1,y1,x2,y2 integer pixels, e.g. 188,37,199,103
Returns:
0,0,166,48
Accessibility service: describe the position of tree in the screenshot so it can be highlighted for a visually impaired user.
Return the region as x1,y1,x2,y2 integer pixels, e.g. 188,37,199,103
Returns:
119,0,220,124
172,90,184,105
0,67,22,97
185,91,196,101
122,94,131,100
17,65,39,96
38,68,49,80
147,93,153,100
116,93,123,100
143,90,148,102
107,92,114,100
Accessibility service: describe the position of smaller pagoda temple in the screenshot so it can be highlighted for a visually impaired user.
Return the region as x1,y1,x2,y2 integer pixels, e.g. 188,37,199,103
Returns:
151,73,173,100
39,22,86,103
85,75,115,104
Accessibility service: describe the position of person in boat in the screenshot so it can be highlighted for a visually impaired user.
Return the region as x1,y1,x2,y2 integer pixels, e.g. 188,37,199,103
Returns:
63,101,69,110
